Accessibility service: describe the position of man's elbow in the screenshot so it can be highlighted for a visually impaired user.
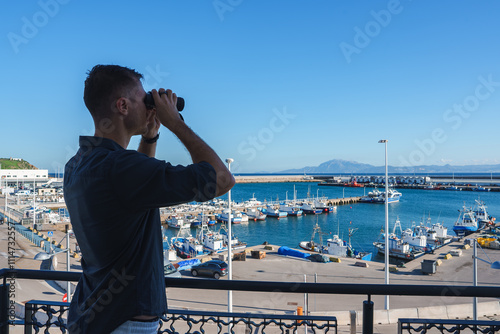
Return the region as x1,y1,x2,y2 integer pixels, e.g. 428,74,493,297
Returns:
215,172,235,197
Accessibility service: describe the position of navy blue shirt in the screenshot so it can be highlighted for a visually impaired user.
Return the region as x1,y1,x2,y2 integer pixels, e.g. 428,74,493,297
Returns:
64,136,217,333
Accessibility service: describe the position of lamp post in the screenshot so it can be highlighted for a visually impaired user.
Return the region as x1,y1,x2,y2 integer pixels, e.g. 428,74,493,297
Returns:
473,238,500,320
378,139,389,310
225,158,234,317
34,225,73,303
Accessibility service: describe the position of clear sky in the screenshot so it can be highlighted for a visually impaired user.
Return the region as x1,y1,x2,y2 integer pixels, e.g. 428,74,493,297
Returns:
1,1,500,173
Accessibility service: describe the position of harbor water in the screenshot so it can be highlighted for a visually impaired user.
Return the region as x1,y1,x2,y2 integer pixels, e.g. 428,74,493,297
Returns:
163,182,500,262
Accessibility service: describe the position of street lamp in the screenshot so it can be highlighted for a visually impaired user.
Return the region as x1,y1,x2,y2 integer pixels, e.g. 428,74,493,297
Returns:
473,239,500,320
378,139,389,310
34,225,73,303
225,158,234,331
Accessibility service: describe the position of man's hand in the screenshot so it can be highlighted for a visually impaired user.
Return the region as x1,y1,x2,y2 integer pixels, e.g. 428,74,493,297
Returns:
152,89,183,131
143,109,161,139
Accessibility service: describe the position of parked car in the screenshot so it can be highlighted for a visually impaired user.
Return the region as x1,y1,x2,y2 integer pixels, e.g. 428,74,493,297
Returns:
164,259,181,278
191,260,228,279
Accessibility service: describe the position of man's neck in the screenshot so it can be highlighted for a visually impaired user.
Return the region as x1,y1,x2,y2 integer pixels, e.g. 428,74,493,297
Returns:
94,130,131,149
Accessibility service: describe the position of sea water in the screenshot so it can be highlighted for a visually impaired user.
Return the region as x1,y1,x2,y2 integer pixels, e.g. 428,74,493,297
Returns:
163,182,500,262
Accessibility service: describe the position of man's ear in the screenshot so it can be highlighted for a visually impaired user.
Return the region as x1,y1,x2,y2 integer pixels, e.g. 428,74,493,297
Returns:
115,97,128,116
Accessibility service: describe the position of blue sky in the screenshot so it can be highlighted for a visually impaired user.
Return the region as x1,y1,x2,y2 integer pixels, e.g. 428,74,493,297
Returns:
1,1,500,173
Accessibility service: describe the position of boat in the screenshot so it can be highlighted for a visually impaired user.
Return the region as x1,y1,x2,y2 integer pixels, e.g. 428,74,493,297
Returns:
243,193,262,208
166,216,191,229
359,188,401,204
453,206,478,237
473,185,490,192
280,185,304,216
299,223,327,252
299,202,322,214
372,188,402,203
262,206,288,218
373,237,423,261
217,209,242,224
313,199,335,213
240,212,249,223
345,178,363,187
423,183,437,190
373,219,425,260
246,208,267,221
359,188,383,203
300,223,372,261
472,199,496,228
171,236,205,258
279,204,303,216
171,227,205,258
220,224,247,250
197,225,225,253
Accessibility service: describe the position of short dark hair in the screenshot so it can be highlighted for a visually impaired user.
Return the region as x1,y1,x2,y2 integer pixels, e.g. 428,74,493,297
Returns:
83,65,143,118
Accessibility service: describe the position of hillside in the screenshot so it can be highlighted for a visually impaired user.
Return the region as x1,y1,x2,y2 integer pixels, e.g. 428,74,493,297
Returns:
0,158,37,169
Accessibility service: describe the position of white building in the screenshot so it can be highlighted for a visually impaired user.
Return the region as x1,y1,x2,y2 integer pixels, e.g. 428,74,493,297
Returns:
0,169,49,187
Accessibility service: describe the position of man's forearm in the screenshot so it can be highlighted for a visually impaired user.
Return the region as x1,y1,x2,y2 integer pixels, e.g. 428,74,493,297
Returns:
171,121,234,196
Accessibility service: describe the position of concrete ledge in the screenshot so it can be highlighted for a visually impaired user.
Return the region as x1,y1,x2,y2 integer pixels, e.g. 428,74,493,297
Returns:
373,309,390,324
313,302,500,325
332,310,352,325
446,303,472,319
477,301,500,317
418,305,448,319
388,307,418,323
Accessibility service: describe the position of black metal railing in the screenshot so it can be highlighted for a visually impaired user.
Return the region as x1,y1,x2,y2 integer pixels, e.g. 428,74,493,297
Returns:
2,268,500,334
398,318,500,334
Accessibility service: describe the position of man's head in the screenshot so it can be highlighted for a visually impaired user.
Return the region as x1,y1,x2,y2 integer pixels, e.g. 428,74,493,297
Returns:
84,65,144,119
84,65,152,138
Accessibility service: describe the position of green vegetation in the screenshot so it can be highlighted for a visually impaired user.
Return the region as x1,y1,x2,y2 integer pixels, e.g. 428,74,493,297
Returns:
0,158,36,169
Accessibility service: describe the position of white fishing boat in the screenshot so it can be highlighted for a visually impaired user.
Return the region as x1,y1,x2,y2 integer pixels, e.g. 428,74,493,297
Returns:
360,188,401,204
197,225,225,253
372,188,402,203
373,218,424,260
166,216,191,229
220,224,247,250
243,194,262,208
246,208,267,221
473,199,496,228
453,206,478,237
359,188,383,203
217,209,242,224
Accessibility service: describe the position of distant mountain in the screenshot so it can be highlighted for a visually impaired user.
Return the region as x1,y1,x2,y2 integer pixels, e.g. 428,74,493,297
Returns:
280,159,500,174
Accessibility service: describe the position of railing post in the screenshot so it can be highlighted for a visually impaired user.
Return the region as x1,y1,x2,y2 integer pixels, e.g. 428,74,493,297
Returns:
24,302,34,334
362,295,373,334
0,283,9,334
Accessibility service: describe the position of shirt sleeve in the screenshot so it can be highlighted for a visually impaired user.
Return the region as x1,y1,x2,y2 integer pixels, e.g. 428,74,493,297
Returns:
109,150,217,211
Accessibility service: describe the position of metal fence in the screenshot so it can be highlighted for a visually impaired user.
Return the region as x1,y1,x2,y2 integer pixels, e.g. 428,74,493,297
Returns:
2,268,500,334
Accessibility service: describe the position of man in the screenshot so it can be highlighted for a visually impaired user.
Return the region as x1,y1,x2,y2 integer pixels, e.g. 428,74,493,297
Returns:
64,64,235,333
